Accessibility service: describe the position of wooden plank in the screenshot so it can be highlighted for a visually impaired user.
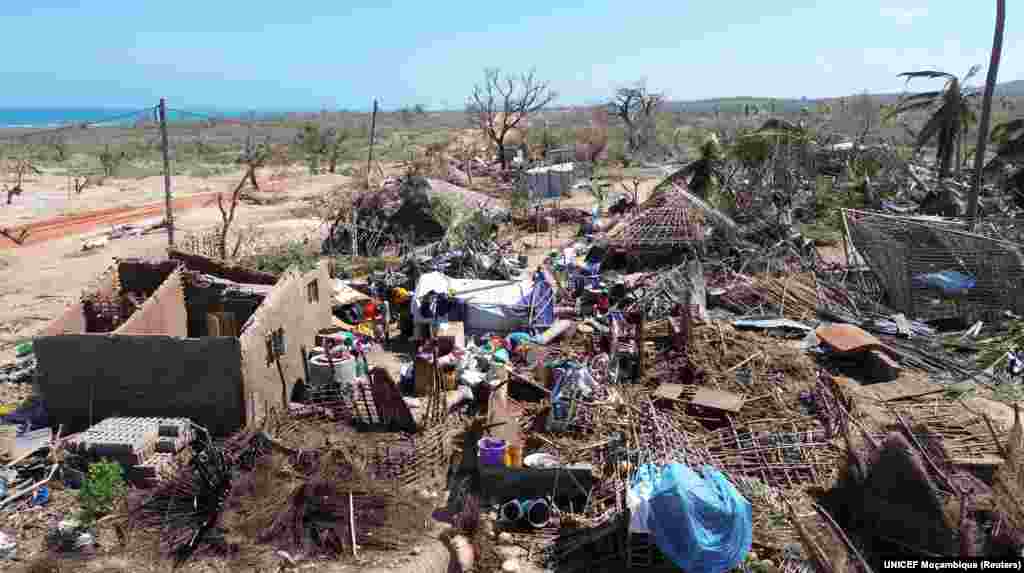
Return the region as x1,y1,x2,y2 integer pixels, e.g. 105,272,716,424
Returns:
691,388,744,413
654,383,685,401
950,456,1004,467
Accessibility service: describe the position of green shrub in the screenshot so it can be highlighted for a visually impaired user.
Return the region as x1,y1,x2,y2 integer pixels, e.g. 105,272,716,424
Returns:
238,240,321,275
77,460,127,527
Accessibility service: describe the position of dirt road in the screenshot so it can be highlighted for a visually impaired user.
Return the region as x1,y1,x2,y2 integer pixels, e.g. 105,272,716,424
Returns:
0,191,222,249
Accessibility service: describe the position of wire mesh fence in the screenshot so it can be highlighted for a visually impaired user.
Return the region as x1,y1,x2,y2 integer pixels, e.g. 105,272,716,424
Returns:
844,209,1024,322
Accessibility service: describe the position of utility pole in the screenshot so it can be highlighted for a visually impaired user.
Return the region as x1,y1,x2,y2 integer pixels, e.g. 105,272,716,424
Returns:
158,98,174,247
366,99,378,184
353,99,378,258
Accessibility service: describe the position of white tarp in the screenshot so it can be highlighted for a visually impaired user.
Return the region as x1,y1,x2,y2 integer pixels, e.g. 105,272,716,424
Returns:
412,271,534,333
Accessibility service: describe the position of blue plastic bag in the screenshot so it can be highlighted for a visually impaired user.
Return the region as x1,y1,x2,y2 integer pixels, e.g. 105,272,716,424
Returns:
647,463,752,573
31,485,49,507
911,271,976,297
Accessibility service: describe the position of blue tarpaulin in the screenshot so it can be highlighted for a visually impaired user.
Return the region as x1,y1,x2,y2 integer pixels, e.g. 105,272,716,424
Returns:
645,463,752,573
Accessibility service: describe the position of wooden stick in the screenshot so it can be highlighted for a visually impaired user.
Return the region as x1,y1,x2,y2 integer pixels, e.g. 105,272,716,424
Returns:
725,351,764,374
349,491,358,558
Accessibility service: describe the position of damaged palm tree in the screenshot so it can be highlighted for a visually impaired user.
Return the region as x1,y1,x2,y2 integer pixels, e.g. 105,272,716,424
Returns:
129,425,268,568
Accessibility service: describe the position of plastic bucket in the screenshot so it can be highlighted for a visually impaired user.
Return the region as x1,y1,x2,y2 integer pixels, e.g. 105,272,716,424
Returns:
478,438,507,466
308,355,356,387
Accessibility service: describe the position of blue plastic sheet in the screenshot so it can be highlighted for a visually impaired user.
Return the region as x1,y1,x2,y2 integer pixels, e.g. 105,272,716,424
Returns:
647,463,752,573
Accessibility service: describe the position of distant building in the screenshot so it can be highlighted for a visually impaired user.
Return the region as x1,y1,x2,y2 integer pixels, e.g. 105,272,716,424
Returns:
526,162,576,200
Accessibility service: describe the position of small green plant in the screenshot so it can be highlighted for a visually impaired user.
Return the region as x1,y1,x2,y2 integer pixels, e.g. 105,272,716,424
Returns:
77,460,127,527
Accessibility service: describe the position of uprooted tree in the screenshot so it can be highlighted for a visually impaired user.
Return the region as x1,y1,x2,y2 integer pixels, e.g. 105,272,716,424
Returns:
609,82,664,153
466,68,557,170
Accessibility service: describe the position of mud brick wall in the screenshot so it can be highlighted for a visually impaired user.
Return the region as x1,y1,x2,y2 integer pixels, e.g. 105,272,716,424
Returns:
115,270,188,336
37,263,120,336
239,260,333,425
34,334,244,435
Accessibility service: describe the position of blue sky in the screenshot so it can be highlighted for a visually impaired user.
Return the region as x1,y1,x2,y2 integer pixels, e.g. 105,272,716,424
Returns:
0,1,1016,110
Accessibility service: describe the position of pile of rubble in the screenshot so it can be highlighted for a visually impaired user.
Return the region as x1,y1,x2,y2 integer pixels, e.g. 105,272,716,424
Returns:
9,143,1024,573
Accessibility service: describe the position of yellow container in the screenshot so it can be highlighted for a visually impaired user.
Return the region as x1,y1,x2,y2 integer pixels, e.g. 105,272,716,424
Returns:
505,444,523,468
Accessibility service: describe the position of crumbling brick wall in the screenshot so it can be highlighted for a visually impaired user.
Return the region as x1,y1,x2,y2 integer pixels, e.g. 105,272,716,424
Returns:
34,334,245,435
238,260,333,424
115,270,188,336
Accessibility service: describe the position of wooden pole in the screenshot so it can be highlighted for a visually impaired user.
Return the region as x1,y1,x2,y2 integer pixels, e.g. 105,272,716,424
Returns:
352,99,378,260
366,99,378,185
967,0,1006,226
637,311,646,381
158,98,175,247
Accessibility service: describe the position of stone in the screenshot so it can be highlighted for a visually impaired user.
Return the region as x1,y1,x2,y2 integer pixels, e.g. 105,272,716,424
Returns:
497,532,514,544
502,559,521,572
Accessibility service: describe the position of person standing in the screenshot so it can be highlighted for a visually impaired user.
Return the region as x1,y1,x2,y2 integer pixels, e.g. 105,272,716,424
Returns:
381,297,391,345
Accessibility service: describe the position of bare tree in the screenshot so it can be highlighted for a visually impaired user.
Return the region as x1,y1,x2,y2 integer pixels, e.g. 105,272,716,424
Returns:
466,68,557,170
451,140,478,186
215,177,247,260
237,135,272,192
575,106,610,163
4,157,41,205
609,82,664,152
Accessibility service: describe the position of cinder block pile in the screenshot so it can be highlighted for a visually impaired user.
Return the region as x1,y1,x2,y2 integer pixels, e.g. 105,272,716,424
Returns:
67,417,192,486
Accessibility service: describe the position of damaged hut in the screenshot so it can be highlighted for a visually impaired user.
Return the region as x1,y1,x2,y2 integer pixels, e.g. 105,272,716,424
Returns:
32,251,333,435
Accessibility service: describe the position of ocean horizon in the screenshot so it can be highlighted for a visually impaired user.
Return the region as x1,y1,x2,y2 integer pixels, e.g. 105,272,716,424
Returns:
0,107,300,129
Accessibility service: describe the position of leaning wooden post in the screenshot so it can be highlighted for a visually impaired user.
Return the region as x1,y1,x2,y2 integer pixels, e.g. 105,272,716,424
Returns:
636,310,647,381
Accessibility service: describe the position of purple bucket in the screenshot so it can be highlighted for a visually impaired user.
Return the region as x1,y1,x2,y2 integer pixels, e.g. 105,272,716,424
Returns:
478,438,507,466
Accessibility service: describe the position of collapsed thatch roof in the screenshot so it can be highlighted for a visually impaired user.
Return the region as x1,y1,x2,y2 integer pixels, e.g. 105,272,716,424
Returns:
605,186,706,248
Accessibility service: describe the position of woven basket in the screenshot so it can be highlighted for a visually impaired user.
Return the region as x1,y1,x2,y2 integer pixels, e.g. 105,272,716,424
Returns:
368,415,461,489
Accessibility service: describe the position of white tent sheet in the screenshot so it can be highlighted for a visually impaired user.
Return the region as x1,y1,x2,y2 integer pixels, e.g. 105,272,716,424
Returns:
412,271,535,333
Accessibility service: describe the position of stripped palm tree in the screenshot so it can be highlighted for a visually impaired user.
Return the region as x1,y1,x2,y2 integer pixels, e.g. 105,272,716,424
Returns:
887,67,981,179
